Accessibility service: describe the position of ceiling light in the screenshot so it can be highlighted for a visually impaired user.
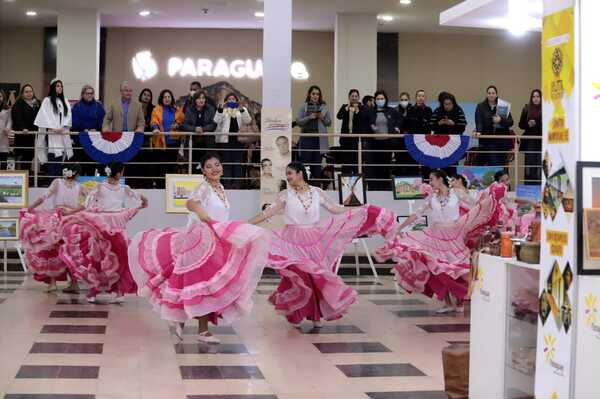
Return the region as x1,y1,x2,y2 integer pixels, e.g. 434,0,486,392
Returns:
378,15,394,22
254,11,264,18
400,0,412,5
25,10,37,16
139,10,151,17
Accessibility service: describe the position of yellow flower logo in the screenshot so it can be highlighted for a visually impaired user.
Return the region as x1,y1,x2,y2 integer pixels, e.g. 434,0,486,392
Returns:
585,294,598,326
544,334,557,362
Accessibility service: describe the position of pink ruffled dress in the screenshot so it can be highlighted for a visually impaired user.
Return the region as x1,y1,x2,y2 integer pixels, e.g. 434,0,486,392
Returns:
19,178,83,284
262,187,397,324
375,183,506,301
128,181,270,323
58,182,142,295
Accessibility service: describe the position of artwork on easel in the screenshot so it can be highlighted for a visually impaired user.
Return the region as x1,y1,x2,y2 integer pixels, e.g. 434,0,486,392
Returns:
338,174,366,207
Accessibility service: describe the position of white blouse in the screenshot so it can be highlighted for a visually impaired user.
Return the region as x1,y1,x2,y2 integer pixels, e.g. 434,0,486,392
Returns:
263,186,346,226
188,181,230,223
416,189,461,225
85,182,140,211
42,178,82,209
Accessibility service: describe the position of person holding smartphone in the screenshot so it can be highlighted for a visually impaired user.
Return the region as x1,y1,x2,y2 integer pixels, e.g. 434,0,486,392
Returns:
214,92,252,188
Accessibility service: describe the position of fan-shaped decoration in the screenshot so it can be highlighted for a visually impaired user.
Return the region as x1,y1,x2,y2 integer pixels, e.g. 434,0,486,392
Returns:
404,134,470,169
79,131,144,164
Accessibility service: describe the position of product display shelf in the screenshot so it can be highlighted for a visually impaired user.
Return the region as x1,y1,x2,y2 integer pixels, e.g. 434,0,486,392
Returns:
469,253,540,399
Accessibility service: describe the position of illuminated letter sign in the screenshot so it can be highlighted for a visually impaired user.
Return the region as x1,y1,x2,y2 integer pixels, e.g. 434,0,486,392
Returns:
133,51,308,81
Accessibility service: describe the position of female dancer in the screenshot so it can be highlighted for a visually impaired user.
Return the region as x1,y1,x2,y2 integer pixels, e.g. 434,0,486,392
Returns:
450,174,478,215
248,162,397,328
59,161,147,303
128,153,269,344
20,164,84,292
376,180,508,314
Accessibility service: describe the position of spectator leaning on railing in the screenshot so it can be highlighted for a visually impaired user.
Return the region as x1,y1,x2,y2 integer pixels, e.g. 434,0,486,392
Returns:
214,92,252,188
430,92,467,135
11,84,39,171
72,85,105,172
102,81,145,134
181,90,217,165
151,89,185,179
34,78,73,179
367,89,401,190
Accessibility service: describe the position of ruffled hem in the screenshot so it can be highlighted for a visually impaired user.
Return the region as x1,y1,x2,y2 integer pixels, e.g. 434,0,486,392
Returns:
129,220,270,323
266,205,396,322
58,208,139,293
19,209,68,281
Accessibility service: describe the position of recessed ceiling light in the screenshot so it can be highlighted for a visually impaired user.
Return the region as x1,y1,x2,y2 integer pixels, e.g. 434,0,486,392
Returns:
400,0,412,5
25,10,37,16
377,15,394,22
254,11,264,18
139,10,151,17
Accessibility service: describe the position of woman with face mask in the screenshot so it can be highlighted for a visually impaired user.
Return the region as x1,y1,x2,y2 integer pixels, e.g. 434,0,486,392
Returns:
394,91,419,176
247,162,397,328
214,92,252,188
366,90,401,190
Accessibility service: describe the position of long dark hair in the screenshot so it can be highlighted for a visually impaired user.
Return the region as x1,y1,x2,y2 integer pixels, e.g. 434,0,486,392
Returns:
430,169,449,187
287,162,309,182
48,79,68,116
305,85,324,105
348,89,360,99
439,93,458,110
453,174,468,188
157,89,176,111
494,170,509,183
485,85,499,104
529,89,542,110
138,88,153,105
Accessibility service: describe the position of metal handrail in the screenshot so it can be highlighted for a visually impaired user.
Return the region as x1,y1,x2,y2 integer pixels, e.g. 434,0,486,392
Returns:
5,131,542,188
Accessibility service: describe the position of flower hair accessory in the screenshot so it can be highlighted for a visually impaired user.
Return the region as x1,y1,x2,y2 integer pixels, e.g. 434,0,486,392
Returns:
50,77,60,85
105,166,111,176
62,168,74,178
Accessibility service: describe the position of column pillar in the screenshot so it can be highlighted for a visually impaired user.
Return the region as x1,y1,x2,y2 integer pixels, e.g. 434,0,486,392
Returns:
334,14,378,139
56,9,100,100
262,0,292,109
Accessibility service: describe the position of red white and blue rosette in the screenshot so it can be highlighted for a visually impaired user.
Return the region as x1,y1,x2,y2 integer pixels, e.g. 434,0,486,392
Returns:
79,131,145,164
404,134,470,169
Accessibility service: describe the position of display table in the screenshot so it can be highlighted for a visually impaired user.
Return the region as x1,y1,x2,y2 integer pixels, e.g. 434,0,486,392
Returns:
469,253,540,399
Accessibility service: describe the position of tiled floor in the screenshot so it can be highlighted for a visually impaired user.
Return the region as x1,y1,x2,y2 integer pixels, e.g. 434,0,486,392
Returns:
0,273,470,399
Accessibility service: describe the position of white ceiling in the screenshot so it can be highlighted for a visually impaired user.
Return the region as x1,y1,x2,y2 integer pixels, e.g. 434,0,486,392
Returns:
440,0,542,33
0,0,511,34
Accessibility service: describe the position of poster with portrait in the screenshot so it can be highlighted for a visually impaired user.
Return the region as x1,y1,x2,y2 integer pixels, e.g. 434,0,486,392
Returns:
260,108,292,229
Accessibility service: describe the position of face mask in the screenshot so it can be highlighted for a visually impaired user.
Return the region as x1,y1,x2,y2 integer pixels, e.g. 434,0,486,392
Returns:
227,101,238,109
399,100,409,109
375,99,386,108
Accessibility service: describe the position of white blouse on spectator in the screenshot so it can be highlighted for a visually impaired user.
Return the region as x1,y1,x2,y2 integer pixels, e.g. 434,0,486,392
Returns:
42,178,82,209
86,182,140,211
188,181,230,223
263,186,346,225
